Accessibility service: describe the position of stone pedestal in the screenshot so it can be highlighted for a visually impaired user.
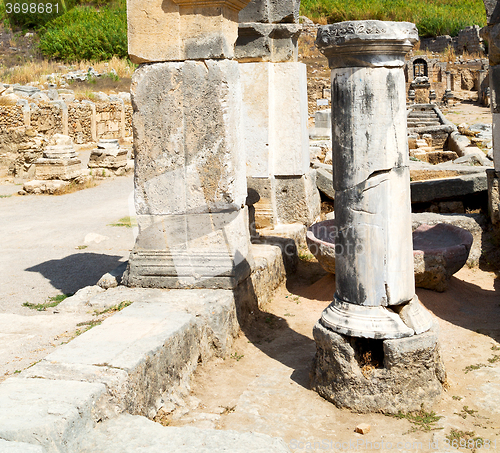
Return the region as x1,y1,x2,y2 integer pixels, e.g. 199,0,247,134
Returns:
88,139,128,176
34,134,83,181
311,321,446,414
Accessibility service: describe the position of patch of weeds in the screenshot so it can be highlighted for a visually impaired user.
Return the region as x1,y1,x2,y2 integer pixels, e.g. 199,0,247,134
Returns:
77,319,102,329
298,250,315,262
94,300,132,316
284,312,295,317
446,429,486,450
491,345,500,351
27,360,41,369
464,363,488,373
392,408,443,433
230,352,244,361
455,406,478,419
452,395,463,401
108,216,136,228
76,245,88,250
14,370,21,374
488,355,500,364
0,194,12,198
23,293,72,311
284,294,301,304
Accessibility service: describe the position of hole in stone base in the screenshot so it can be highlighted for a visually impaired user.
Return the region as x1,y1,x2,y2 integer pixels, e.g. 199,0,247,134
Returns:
350,337,385,378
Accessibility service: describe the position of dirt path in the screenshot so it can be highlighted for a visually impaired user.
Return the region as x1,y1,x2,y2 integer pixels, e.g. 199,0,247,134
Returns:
0,175,136,381
166,263,500,452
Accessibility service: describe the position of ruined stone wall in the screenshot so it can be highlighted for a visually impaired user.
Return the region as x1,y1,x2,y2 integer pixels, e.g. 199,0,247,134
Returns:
125,104,133,138
0,106,25,128
68,104,94,144
420,26,485,54
30,105,63,136
96,102,124,140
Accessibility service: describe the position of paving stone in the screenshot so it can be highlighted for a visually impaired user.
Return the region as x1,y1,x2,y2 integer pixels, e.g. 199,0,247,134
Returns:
79,414,291,453
0,378,106,453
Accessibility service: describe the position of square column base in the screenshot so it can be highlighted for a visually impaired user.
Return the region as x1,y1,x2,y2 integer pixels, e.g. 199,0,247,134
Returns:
311,321,446,414
124,208,253,290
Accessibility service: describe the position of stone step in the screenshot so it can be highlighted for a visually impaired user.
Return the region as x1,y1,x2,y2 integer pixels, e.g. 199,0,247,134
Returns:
407,121,441,127
408,112,439,118
79,414,291,453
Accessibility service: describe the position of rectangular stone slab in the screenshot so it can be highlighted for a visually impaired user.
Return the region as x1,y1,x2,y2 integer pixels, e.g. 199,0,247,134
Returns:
127,0,248,62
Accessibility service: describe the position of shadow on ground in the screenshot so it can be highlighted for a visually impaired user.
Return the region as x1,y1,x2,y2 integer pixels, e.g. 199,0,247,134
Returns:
25,253,125,295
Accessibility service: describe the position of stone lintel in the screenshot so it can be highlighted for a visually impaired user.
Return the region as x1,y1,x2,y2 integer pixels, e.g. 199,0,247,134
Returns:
127,0,251,63
316,20,418,68
235,23,301,62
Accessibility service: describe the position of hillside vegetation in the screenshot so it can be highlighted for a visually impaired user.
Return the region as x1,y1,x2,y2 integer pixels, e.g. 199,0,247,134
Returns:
0,0,488,62
300,0,487,37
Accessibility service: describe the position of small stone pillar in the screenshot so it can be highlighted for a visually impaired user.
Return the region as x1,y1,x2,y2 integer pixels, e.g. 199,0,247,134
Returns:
445,70,452,91
124,0,254,289
311,21,444,413
481,0,500,223
236,0,320,228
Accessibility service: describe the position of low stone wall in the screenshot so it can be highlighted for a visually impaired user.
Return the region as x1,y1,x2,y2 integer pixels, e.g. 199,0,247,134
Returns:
0,99,132,147
420,26,485,54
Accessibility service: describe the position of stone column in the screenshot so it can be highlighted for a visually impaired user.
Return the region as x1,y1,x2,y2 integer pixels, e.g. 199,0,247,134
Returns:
315,21,433,339
236,0,320,228
446,70,452,91
310,21,444,413
124,0,254,289
482,0,500,223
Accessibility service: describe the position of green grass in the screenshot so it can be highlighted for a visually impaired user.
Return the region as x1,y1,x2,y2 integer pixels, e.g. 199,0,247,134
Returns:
94,300,132,315
108,216,136,228
23,293,72,311
392,409,443,433
300,0,487,37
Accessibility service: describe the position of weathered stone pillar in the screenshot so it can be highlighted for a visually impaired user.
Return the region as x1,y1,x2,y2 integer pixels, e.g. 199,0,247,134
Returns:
236,0,320,228
482,0,500,223
311,21,444,413
315,21,433,338
124,0,254,289
445,70,452,91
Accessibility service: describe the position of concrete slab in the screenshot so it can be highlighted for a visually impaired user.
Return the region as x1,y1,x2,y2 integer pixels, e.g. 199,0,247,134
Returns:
79,414,291,453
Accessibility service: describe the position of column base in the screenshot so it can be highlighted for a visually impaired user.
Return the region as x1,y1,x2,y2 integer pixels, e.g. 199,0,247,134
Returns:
311,321,446,414
123,208,253,290
248,170,321,229
321,295,434,339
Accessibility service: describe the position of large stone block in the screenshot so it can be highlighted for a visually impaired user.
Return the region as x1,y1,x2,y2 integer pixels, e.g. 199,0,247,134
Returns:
239,0,300,24
235,23,300,62
311,321,445,413
132,60,247,213
240,62,309,178
127,0,250,63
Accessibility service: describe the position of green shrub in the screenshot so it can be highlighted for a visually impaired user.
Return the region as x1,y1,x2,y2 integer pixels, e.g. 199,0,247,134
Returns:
300,0,487,37
38,4,127,62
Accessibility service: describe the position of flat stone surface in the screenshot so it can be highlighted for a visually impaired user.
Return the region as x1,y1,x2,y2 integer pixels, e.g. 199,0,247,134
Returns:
315,167,335,200
238,0,299,24
410,172,488,203
0,378,106,452
0,439,47,452
80,414,291,452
